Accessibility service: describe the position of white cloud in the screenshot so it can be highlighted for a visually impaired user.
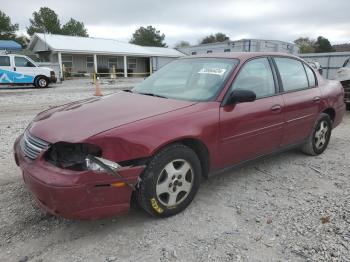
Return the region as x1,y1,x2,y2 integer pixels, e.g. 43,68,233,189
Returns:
1,0,349,46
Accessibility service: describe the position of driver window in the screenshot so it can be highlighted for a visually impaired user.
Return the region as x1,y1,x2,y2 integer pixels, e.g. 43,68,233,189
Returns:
231,57,276,98
15,56,35,67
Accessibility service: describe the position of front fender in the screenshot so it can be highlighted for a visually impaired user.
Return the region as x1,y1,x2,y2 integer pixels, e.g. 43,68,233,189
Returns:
86,102,221,169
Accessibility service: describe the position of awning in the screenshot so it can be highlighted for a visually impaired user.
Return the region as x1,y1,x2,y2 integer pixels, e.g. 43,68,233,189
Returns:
0,40,22,51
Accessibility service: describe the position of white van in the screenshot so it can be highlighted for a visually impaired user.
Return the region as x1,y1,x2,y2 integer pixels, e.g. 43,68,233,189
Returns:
0,53,56,88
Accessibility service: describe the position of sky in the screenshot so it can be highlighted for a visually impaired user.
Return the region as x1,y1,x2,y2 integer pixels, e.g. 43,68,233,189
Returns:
2,0,350,47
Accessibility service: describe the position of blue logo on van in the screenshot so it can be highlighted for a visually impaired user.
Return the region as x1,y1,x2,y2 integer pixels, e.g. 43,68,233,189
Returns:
0,69,34,84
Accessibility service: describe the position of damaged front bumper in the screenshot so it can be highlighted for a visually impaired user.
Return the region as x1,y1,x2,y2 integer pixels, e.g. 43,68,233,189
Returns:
14,136,145,220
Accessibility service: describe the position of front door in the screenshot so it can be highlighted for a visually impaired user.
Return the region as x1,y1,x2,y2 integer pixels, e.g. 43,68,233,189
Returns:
13,56,36,84
219,57,285,167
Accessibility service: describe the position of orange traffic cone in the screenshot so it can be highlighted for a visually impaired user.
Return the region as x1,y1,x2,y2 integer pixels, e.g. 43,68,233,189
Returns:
94,77,103,96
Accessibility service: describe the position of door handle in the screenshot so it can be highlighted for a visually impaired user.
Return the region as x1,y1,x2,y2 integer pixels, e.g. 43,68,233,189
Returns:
312,96,321,102
271,105,282,112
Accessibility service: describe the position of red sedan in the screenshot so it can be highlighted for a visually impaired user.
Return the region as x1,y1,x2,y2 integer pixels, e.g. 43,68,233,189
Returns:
14,52,345,219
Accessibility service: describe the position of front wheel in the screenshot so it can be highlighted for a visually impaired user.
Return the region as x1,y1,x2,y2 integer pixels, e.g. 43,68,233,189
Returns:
301,113,332,155
136,144,201,218
34,77,49,88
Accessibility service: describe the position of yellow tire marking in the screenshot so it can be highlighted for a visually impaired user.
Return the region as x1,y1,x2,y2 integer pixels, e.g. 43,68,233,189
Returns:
150,198,164,213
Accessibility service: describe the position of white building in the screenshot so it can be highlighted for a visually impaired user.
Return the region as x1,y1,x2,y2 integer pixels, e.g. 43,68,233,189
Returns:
28,33,185,78
178,39,298,55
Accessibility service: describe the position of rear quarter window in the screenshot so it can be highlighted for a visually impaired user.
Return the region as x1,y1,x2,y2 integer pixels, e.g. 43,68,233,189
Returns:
0,56,10,66
275,57,309,92
304,64,316,87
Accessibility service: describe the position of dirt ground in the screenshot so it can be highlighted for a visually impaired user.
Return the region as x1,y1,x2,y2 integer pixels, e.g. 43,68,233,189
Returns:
0,79,349,262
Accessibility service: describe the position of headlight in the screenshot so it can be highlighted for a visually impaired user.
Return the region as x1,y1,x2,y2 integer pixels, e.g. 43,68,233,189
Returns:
85,156,121,173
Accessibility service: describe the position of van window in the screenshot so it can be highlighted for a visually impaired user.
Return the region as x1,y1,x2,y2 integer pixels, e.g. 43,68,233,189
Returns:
231,57,276,98
0,56,10,66
275,57,308,91
15,57,35,67
304,64,316,87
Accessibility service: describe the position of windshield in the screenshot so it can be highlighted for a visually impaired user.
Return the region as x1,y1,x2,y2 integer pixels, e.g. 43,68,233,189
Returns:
132,58,238,101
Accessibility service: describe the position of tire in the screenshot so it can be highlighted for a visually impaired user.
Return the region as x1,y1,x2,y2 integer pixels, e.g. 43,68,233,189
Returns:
34,76,49,88
136,144,201,218
301,113,332,155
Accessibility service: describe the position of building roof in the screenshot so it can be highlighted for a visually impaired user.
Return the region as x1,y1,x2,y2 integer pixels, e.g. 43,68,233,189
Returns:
0,40,22,51
28,33,184,57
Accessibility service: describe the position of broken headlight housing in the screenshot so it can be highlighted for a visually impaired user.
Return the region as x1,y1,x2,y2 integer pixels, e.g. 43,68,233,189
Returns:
45,142,122,173
45,142,102,171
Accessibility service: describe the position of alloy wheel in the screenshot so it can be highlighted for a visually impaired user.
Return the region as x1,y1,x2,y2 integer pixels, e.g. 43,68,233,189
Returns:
156,159,194,207
314,120,329,150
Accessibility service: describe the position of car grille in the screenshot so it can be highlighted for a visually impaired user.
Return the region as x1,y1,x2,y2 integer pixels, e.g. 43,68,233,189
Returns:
20,132,50,160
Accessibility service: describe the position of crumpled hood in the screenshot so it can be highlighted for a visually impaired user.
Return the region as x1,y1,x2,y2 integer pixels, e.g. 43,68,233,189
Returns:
29,91,195,143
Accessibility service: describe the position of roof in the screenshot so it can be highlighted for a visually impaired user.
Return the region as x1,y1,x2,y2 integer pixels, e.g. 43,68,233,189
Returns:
180,39,296,49
181,51,300,60
0,40,22,51
29,33,184,57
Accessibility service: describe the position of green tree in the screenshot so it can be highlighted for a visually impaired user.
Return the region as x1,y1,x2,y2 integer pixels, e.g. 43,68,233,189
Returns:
314,36,333,53
175,40,190,48
130,26,166,47
200,34,216,44
0,10,19,40
61,18,88,37
200,32,229,44
214,32,229,42
27,7,61,36
294,37,315,53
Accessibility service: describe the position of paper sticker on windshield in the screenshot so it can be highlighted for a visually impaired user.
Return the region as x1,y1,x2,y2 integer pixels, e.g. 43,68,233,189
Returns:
198,68,226,76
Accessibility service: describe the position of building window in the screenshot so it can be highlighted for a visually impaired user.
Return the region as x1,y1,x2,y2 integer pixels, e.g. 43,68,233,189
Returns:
108,57,118,69
191,51,197,55
207,50,213,54
86,56,94,70
224,49,230,52
128,58,137,70
62,55,73,72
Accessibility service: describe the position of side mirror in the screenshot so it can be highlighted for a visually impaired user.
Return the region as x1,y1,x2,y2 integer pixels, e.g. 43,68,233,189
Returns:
229,89,256,104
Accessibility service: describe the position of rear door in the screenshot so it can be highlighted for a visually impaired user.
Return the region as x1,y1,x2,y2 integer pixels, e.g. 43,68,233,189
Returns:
0,55,13,83
219,57,285,167
272,57,321,146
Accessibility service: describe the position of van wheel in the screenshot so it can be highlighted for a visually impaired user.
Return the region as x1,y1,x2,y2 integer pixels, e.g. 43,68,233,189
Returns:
301,113,332,155
136,144,201,218
35,77,49,88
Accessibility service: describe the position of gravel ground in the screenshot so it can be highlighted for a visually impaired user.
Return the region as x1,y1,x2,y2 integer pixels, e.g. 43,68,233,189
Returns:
0,79,349,262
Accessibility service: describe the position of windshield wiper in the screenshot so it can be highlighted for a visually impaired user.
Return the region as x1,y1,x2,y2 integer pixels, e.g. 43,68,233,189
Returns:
136,92,168,99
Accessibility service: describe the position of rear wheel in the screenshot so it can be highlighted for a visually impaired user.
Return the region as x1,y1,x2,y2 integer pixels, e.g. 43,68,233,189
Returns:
34,76,49,88
136,144,201,217
301,113,332,155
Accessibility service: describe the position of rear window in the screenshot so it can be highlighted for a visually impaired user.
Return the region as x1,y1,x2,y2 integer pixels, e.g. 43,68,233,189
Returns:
275,57,309,92
0,56,10,66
